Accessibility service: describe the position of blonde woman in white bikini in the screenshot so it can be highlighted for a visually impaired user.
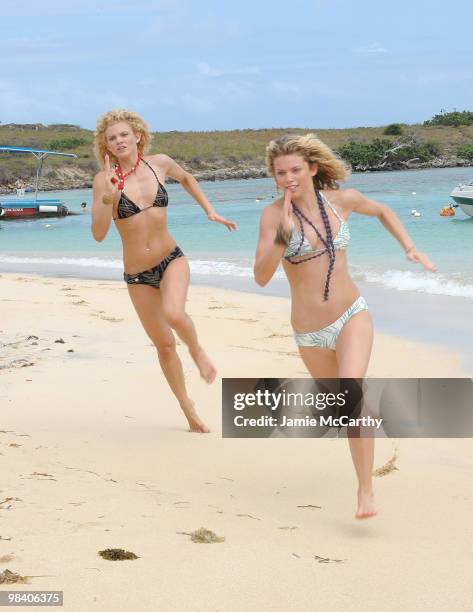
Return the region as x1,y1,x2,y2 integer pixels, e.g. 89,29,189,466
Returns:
254,134,436,518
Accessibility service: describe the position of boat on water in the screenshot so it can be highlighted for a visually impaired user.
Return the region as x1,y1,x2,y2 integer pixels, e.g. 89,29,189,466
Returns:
450,181,473,217
0,146,77,219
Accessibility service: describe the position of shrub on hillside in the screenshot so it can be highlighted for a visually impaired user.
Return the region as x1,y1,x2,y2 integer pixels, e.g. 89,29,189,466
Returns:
383,123,403,135
337,137,441,167
456,145,473,160
48,124,81,130
424,110,473,127
47,138,87,150
337,139,390,167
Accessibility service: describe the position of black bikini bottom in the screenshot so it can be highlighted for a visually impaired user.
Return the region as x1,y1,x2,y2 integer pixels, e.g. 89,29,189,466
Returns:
123,245,184,288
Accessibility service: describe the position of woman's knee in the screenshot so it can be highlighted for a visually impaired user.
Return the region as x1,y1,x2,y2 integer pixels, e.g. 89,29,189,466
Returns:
153,337,176,359
163,308,188,330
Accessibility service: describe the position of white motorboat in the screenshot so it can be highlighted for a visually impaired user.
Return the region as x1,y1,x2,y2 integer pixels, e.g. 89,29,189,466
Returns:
450,181,473,217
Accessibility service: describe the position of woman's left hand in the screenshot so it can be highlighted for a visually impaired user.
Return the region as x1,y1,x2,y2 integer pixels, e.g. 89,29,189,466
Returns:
406,249,437,272
208,211,238,231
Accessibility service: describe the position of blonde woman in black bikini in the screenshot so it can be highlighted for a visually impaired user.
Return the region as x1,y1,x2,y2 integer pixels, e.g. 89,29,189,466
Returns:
254,134,435,518
91,109,236,433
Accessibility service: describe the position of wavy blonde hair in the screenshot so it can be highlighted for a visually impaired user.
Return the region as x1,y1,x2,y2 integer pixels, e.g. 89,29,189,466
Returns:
266,133,350,190
94,109,152,168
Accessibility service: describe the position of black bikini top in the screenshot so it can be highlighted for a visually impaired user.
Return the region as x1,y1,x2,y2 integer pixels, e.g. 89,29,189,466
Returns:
113,158,168,220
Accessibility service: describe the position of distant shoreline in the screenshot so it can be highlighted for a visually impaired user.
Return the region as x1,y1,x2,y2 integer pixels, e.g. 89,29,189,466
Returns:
2,120,473,194
1,157,472,195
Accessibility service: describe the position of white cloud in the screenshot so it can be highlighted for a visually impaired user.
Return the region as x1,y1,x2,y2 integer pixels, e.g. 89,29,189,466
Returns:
182,93,215,114
0,79,144,127
2,0,176,16
0,52,96,66
7,37,62,51
143,10,240,47
139,77,156,87
220,80,255,104
197,62,223,77
272,80,300,95
197,62,260,77
355,42,388,54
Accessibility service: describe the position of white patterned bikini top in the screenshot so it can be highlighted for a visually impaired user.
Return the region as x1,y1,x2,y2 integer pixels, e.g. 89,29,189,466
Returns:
283,194,350,260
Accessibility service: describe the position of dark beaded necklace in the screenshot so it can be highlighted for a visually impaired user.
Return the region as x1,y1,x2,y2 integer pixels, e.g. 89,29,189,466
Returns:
285,189,336,301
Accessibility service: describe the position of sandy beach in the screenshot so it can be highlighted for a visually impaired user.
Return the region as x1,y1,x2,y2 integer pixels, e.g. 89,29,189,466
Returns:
1,273,472,611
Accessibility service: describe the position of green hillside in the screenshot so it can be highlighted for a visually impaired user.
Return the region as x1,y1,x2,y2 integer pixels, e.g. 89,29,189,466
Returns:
1,113,472,188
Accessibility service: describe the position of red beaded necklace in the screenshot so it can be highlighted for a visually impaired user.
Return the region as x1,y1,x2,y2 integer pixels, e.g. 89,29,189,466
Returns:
112,153,141,190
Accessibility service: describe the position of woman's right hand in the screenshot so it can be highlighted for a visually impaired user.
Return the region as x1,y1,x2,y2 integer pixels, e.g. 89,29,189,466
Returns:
102,154,119,202
274,188,295,246
280,187,295,233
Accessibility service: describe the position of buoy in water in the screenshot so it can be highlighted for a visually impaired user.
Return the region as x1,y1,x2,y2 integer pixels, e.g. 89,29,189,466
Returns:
412,191,416,195
440,205,455,217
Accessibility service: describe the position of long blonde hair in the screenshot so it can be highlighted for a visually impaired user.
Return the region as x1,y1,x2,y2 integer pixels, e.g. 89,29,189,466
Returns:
94,109,152,168
266,133,349,190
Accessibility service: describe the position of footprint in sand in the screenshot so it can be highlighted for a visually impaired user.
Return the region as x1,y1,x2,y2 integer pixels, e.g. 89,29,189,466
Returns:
265,333,292,339
236,513,261,521
314,555,345,564
73,521,103,531
0,497,22,510
208,303,239,310
91,312,124,323
0,359,34,370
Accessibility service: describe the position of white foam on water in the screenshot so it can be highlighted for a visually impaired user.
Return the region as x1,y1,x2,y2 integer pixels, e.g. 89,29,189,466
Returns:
354,268,473,299
0,255,123,269
0,254,278,278
2,255,472,299
189,259,286,278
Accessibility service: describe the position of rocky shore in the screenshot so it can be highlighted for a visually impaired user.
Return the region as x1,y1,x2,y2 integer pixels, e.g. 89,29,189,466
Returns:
0,157,472,194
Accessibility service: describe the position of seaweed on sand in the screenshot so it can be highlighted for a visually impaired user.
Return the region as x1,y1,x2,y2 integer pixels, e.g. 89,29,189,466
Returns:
98,549,139,561
0,569,29,584
373,448,399,477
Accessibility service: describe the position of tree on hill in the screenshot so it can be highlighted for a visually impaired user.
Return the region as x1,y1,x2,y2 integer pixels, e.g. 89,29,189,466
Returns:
424,109,473,127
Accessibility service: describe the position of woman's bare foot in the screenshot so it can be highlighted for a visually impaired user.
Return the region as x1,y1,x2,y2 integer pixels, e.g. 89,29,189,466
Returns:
356,489,377,519
190,346,217,384
181,399,210,433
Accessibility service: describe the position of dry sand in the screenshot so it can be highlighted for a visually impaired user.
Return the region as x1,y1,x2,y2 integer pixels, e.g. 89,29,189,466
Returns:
1,273,472,611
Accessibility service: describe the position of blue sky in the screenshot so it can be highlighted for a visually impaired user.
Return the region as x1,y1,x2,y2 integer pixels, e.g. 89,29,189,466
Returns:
1,0,472,131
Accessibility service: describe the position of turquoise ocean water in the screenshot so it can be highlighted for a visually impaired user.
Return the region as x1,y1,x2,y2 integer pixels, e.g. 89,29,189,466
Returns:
1,166,472,299
0,168,473,372
2,165,473,367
